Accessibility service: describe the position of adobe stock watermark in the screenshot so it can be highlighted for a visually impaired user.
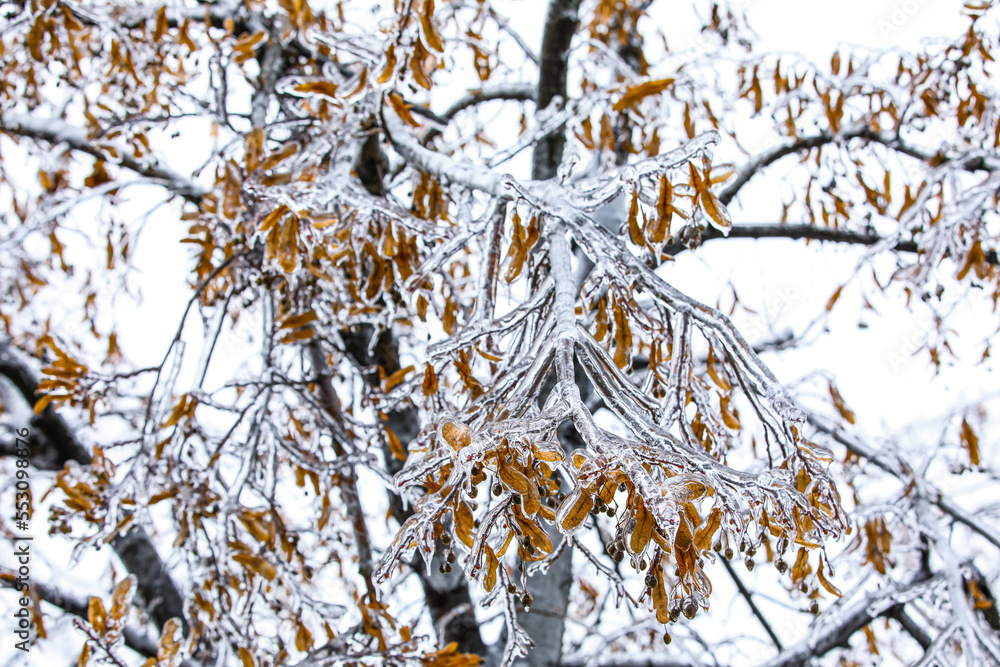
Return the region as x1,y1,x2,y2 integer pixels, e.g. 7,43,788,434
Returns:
877,0,932,41
886,318,935,371
10,426,34,653
740,286,798,349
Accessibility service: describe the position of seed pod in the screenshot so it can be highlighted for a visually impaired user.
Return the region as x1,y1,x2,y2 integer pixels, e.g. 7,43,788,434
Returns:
521,592,533,608
745,556,755,572
468,485,478,498
724,547,734,560
507,584,517,594
493,483,503,497
775,559,787,573
809,599,820,615
446,552,456,564
682,598,698,620
663,632,672,645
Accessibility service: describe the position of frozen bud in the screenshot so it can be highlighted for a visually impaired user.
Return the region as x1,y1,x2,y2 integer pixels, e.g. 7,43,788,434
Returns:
712,540,722,552
809,600,820,616
613,550,624,563
446,552,456,564
724,548,734,560
744,556,754,572
507,584,517,594
775,559,787,573
441,534,451,545
521,592,533,609
644,573,658,588
493,483,503,497
682,598,698,620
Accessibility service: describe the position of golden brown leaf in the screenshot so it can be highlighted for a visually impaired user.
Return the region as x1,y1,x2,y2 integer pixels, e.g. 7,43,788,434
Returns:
422,362,438,396
87,596,107,634
389,92,420,128
693,507,722,551
420,0,444,52
629,497,653,554
293,81,340,98
557,487,593,532
296,621,314,652
828,381,856,425
483,544,499,592
612,78,675,112
961,417,981,466
385,365,414,391
456,501,476,547
442,421,472,451
825,285,844,311
378,45,397,84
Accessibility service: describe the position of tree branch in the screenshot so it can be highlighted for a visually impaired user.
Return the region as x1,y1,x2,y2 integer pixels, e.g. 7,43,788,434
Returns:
531,0,584,181
0,113,207,202
719,122,999,208
0,341,189,635
810,416,1000,551
1,574,161,660
721,558,783,651
340,327,487,656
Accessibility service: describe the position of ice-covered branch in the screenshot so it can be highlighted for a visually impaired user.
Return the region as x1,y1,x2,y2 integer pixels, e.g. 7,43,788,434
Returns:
0,113,208,202
719,122,1000,207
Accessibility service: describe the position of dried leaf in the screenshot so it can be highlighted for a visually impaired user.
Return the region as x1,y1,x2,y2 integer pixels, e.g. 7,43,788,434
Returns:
556,487,593,533
961,417,981,466
422,362,438,396
442,421,472,451
828,381,856,424
87,596,107,634
629,497,653,553
293,80,340,98
483,544,499,592
612,78,675,112
389,92,420,127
